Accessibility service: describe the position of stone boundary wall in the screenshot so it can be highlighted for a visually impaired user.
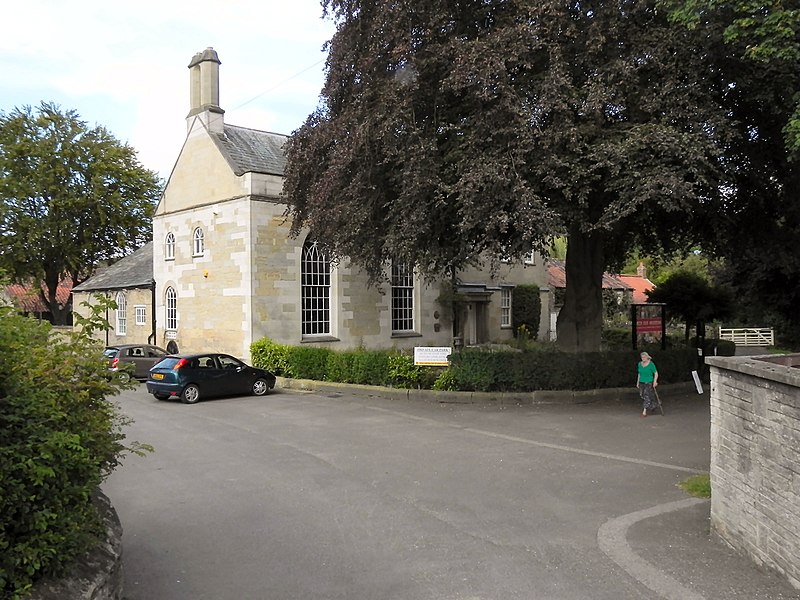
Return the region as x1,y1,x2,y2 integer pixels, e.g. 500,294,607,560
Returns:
27,490,123,600
706,354,800,590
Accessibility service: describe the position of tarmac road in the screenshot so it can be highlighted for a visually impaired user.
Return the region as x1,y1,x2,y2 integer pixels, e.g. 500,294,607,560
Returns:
102,383,799,600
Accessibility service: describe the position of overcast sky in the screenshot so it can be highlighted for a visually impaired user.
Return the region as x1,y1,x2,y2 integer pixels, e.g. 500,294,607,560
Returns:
1,0,336,179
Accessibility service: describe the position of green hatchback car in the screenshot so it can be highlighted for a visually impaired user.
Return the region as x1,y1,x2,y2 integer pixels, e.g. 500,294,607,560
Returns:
146,353,276,404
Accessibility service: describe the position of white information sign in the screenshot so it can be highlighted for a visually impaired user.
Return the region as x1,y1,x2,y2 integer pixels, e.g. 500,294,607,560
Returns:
414,346,452,366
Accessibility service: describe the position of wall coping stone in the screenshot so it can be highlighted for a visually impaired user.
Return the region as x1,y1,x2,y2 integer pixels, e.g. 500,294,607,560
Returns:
706,353,800,388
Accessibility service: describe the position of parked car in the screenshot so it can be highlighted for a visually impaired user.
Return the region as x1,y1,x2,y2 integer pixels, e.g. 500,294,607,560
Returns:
146,353,276,404
104,344,168,383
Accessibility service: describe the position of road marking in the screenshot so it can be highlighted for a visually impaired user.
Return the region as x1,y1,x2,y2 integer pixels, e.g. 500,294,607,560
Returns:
598,498,708,600
366,405,704,474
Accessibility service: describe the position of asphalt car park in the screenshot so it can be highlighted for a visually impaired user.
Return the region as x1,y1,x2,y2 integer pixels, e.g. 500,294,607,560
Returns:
103,384,799,600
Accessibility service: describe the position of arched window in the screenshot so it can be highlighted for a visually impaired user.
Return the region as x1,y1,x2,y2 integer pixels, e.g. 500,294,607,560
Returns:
192,227,204,257
391,262,414,332
165,232,175,260
165,287,177,331
115,291,127,335
301,240,330,335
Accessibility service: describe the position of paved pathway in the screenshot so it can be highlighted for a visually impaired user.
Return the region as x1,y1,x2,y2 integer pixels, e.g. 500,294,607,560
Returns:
102,384,799,599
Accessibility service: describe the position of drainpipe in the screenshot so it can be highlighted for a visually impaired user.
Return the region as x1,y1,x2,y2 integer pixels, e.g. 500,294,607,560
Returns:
148,280,156,345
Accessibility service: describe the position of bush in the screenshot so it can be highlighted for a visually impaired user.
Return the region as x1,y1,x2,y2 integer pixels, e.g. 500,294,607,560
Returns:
0,300,146,599
249,338,697,394
250,337,293,376
512,285,541,340
445,347,696,392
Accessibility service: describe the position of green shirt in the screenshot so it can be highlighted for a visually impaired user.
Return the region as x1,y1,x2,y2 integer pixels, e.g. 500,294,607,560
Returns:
638,361,658,383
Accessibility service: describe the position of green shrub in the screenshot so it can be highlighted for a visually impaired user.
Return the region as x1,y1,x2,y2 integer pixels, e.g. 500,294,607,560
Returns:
388,353,425,388
250,338,293,376
512,285,541,340
446,347,696,392
432,369,458,391
287,345,332,380
349,350,391,385
0,300,147,599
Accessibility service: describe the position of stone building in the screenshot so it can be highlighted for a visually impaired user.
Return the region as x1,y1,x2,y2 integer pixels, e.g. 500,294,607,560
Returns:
78,48,549,360
72,242,156,347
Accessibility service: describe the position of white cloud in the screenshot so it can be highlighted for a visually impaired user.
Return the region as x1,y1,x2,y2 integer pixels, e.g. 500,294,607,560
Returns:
0,0,335,178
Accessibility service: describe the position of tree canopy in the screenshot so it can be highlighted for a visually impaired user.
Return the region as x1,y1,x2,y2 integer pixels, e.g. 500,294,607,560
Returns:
646,270,734,340
284,0,732,351
0,102,161,324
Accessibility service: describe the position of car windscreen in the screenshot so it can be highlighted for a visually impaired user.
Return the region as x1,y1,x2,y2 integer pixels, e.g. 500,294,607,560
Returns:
103,348,119,358
152,357,181,370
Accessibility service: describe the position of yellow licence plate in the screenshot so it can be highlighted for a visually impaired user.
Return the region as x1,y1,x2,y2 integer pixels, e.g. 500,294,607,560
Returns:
152,373,165,380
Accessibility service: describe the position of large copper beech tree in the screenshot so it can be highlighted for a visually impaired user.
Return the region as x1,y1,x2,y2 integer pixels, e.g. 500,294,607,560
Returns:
283,0,730,352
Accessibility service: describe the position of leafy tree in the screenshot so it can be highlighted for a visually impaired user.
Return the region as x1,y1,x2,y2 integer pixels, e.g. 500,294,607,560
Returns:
662,0,800,155
0,102,160,324
284,0,731,352
646,270,734,341
662,1,800,347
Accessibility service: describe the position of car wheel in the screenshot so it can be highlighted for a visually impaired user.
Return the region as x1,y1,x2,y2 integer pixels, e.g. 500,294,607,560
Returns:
153,392,170,401
117,371,131,384
181,384,201,404
252,378,271,396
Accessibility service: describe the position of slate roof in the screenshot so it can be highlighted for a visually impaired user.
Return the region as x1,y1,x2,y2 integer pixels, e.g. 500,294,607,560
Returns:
211,124,288,177
72,242,154,292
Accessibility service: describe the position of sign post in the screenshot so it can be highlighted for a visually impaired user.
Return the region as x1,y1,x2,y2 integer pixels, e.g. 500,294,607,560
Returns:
631,303,666,350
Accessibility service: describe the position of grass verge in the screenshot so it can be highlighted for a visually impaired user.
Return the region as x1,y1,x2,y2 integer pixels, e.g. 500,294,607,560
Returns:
678,474,711,498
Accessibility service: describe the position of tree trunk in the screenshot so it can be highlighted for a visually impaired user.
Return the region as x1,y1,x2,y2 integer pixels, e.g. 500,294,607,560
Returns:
556,227,606,352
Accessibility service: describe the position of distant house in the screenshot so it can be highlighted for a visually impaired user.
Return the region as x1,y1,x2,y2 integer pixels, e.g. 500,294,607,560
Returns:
545,259,655,340
72,242,155,347
3,280,73,324
95,47,548,361
616,262,656,304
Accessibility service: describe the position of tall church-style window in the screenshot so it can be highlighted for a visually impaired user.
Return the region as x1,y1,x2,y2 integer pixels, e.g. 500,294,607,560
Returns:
115,292,127,335
301,240,330,336
391,262,414,332
192,228,204,257
165,232,175,260
165,286,177,331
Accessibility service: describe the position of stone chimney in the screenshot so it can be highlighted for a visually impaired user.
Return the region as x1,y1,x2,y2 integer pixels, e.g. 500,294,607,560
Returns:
636,261,647,278
187,47,224,134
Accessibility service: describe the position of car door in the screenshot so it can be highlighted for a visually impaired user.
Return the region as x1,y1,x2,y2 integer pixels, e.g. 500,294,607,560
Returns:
190,355,224,397
217,354,250,395
125,347,149,379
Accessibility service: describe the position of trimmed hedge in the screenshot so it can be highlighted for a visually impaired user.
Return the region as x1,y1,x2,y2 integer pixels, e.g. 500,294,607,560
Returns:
251,338,696,393
512,284,541,340
446,347,697,392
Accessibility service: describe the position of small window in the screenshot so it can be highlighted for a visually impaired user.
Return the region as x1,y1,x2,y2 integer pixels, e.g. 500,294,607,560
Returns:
135,305,146,326
165,287,177,331
524,251,536,265
115,292,127,335
165,232,175,261
193,228,204,257
501,287,512,328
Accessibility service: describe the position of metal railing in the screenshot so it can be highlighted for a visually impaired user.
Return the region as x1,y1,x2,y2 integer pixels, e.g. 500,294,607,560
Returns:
718,327,775,346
